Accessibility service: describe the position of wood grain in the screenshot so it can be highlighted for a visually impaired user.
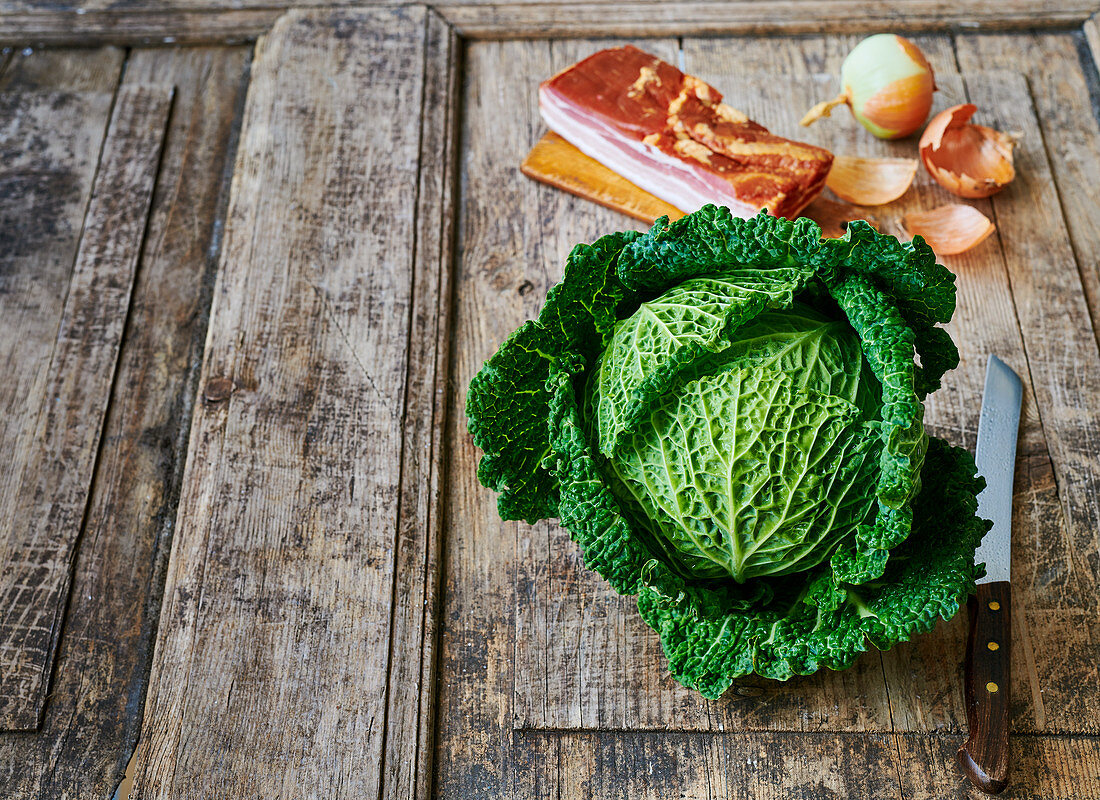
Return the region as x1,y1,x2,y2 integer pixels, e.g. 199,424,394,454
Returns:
955,33,1100,372
2,1,1098,46
0,45,249,797
513,730,1100,800
965,68,1100,730
0,51,123,716
438,0,1100,39
381,11,460,800
0,9,280,46
949,40,1100,734
0,44,125,91
0,81,172,730
1086,13,1100,76
127,8,451,798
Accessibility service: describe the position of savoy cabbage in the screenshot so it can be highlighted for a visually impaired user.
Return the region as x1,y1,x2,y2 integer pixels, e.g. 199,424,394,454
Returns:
467,207,988,698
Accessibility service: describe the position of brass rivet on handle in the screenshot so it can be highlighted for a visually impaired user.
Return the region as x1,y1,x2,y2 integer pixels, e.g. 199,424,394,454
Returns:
988,601,1001,611
986,682,999,693
987,641,999,651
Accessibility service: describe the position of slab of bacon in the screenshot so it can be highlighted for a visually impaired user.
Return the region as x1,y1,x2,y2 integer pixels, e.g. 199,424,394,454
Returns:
539,46,833,219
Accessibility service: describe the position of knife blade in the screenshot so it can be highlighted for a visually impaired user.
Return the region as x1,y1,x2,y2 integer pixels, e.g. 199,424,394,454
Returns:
957,354,1022,795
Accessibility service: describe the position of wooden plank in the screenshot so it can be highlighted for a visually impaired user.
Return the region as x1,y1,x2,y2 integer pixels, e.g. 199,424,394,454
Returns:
0,45,249,798
2,1,1099,46
0,48,123,676
0,9,280,47
0,82,172,730
962,69,1100,732
682,31,960,76
0,44,124,90
128,8,444,798
1087,13,1100,76
521,131,683,224
510,730,1100,800
898,732,1100,799
955,33,1100,365
381,11,460,800
438,0,1100,39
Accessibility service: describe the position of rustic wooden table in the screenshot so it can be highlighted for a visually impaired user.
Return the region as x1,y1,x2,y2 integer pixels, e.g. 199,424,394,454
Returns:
2,3,1100,799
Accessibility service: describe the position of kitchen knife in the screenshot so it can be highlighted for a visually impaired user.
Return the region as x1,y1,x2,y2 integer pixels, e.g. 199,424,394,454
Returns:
957,354,1022,794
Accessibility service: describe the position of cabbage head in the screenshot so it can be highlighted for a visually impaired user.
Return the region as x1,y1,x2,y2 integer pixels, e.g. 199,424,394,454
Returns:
466,208,989,698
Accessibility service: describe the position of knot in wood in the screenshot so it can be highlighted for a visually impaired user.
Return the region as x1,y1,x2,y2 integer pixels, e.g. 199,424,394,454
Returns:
203,377,235,403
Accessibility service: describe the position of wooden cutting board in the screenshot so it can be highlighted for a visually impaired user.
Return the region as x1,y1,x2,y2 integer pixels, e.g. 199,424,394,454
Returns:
521,130,873,237
520,131,684,224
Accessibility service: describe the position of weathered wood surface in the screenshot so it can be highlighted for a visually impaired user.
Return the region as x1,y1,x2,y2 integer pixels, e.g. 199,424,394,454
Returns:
0,79,172,730
511,731,1100,798
438,1,1100,38
381,12,459,800
0,45,249,798
0,8,280,46
128,8,455,798
437,31,1100,800
0,53,123,717
1,21,1098,800
3,0,1100,46
956,33,1100,366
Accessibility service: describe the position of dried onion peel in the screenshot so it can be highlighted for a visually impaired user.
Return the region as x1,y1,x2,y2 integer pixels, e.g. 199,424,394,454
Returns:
825,155,918,206
919,104,1015,198
903,204,994,256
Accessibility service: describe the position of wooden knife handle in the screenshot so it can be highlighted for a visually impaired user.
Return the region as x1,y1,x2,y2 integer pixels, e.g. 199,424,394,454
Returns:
957,581,1012,794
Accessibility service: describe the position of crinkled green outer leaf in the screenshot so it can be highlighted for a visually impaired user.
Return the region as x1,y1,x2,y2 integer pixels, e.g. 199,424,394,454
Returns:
617,206,823,292
467,208,982,695
465,231,637,522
